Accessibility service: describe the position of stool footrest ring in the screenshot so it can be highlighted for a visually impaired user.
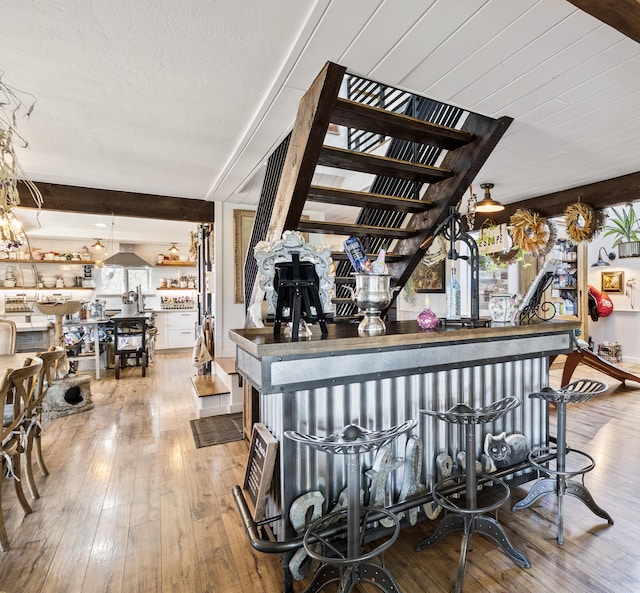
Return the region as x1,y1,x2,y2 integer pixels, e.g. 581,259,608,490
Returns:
303,506,400,567
528,445,595,478
431,474,511,516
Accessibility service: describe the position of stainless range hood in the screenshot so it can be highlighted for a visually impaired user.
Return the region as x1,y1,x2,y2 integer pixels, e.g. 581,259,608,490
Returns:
102,244,151,267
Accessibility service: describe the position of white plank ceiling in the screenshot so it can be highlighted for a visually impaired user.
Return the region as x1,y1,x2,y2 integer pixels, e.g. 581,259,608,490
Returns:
2,0,640,239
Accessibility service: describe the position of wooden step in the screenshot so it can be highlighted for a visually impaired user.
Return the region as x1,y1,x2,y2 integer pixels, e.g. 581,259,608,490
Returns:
318,146,453,183
190,375,230,398
297,219,421,239
215,357,237,376
331,98,473,150
332,297,357,305
306,185,433,213
331,251,406,262
334,276,356,284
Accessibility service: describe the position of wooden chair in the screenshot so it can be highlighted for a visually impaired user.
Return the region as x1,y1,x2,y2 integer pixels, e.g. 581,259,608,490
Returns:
23,347,66,500
0,320,17,355
0,357,43,551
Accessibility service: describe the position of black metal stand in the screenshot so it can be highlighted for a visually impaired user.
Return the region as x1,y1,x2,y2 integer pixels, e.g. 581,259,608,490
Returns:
433,207,486,326
285,421,415,593
417,398,530,593
512,379,613,544
273,253,328,340
517,270,557,323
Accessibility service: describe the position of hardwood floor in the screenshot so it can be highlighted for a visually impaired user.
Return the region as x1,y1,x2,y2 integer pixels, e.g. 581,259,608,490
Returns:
1,352,640,592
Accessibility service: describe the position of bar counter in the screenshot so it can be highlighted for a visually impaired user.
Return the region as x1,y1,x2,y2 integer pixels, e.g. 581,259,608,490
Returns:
230,319,579,585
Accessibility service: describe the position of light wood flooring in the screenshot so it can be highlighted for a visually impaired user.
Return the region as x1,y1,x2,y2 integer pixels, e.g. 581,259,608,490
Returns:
1,352,640,592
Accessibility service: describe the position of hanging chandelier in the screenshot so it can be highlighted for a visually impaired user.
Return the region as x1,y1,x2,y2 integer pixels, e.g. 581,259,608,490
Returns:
0,73,43,250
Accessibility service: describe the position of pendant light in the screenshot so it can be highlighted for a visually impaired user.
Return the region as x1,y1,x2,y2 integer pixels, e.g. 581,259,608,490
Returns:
92,239,105,250
168,242,179,254
475,183,505,213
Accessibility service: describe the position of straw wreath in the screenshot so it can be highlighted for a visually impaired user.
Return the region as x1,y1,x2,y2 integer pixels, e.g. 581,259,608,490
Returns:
509,209,557,257
564,202,601,243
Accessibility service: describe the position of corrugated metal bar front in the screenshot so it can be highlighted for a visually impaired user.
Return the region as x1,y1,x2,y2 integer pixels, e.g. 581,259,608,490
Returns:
261,356,548,540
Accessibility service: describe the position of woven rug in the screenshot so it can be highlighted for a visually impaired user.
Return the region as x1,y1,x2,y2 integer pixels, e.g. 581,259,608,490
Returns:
190,412,243,448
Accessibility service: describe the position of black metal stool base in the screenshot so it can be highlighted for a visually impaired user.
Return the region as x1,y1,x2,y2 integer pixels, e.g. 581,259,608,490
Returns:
302,561,402,593
512,378,613,546
512,476,613,545
419,398,529,593
286,422,415,593
418,475,530,593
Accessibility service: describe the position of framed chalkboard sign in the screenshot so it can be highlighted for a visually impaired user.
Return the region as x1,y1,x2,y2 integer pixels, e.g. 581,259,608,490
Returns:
243,423,278,521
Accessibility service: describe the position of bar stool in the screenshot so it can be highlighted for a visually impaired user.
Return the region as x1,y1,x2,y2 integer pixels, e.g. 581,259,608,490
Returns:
285,419,415,593
512,379,613,545
417,397,530,593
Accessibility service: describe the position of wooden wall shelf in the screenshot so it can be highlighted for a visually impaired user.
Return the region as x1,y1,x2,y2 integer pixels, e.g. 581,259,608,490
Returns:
0,259,95,265
156,287,197,291
156,261,196,267
0,287,95,291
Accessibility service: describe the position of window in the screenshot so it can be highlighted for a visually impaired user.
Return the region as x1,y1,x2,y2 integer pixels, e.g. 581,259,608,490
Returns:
98,267,151,294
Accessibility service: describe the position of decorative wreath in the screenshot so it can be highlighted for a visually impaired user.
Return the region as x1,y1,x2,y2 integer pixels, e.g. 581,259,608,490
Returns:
509,209,557,257
564,202,602,244
488,247,521,267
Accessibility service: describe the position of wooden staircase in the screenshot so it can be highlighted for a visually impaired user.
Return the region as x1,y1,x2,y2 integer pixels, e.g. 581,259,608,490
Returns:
246,61,513,320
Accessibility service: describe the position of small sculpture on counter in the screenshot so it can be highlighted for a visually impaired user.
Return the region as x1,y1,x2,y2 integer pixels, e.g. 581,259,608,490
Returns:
417,297,438,329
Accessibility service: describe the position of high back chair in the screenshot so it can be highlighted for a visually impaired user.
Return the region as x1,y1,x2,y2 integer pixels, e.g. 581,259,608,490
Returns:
0,357,43,551
23,347,66,500
0,320,17,355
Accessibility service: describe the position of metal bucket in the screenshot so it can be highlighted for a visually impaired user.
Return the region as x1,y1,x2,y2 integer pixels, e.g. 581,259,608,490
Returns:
352,273,394,335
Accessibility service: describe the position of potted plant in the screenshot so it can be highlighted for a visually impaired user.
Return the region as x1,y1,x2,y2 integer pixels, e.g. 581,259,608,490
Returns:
602,206,640,258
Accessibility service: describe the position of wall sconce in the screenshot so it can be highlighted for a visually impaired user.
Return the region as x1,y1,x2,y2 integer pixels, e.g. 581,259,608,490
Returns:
92,239,105,250
475,183,505,213
591,247,616,267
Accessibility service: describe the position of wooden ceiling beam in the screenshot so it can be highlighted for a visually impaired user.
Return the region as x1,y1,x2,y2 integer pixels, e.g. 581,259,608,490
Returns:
475,170,640,226
567,0,640,45
17,181,214,223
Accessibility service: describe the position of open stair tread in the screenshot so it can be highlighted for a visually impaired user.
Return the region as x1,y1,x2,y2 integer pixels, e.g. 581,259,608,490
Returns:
298,219,421,238
332,98,473,150
331,251,405,262
318,146,452,183
307,185,433,212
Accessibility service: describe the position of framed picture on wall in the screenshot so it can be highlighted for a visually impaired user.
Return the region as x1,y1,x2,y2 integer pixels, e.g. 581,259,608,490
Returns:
412,259,446,293
601,270,624,293
234,209,256,304
233,210,311,304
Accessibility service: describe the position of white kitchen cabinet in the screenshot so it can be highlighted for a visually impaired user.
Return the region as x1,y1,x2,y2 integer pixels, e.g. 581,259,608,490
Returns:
154,310,197,350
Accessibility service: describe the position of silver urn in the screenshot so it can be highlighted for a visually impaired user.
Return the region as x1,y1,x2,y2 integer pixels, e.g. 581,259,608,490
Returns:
348,273,395,336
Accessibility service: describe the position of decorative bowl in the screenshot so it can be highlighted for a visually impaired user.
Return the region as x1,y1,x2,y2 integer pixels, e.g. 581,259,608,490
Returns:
36,301,83,316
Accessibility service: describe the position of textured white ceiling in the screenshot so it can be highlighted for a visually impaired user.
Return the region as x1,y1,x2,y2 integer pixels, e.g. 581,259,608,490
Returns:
2,0,640,239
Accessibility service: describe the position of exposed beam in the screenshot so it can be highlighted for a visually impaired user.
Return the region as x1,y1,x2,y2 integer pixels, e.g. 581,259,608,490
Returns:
567,0,640,45
17,182,215,223
475,170,640,226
